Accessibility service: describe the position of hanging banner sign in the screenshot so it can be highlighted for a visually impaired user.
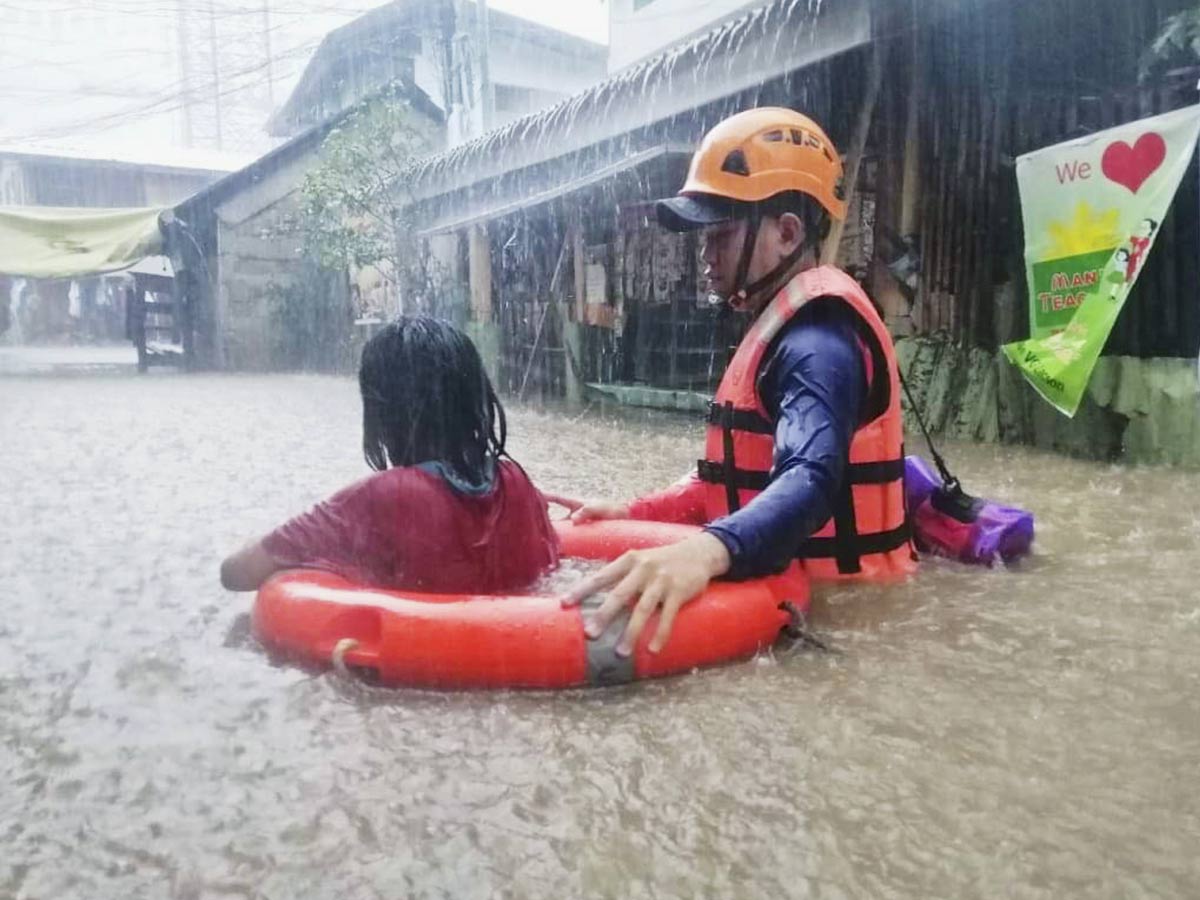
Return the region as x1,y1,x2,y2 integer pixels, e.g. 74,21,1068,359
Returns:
1002,104,1200,416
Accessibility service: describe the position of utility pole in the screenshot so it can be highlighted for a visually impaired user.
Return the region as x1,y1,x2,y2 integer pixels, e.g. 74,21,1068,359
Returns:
176,0,193,146
207,0,223,150
262,0,275,109
437,2,456,118
476,0,493,133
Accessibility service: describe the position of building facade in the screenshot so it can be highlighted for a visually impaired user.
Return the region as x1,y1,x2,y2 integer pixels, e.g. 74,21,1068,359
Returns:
0,147,233,351
400,0,1200,464
267,0,607,148
174,86,444,371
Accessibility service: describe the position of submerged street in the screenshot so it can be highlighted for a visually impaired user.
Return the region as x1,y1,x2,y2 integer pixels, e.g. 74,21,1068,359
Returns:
3,364,1197,898
4,0,1200,895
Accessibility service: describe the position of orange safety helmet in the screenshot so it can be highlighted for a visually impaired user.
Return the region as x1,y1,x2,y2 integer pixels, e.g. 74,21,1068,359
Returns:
657,108,846,232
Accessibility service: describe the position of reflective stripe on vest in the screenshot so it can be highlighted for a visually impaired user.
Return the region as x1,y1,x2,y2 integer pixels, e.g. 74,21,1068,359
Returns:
698,266,915,581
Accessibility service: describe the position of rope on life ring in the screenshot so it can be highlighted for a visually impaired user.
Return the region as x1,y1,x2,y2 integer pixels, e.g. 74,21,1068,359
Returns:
331,638,360,676
778,601,835,654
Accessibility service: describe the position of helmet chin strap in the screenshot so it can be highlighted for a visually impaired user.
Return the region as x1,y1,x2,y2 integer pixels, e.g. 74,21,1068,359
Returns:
717,212,811,313
727,210,761,309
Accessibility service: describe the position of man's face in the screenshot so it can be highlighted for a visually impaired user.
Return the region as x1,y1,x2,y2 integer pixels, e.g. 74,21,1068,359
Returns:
699,220,749,306
699,214,805,312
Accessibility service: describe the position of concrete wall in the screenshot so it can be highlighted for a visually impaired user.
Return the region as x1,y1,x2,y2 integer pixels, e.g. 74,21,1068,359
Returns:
487,28,605,96
899,336,1200,468
215,204,299,371
0,159,26,205
435,19,605,147
209,100,441,370
607,0,769,71
414,39,448,112
211,147,316,371
415,31,600,119
216,193,354,373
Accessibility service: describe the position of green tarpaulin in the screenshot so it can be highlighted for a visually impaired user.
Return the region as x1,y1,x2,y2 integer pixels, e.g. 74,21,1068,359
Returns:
0,205,167,279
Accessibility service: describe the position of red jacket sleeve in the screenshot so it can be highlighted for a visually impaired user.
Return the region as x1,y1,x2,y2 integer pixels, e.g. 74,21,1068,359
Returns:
627,471,708,525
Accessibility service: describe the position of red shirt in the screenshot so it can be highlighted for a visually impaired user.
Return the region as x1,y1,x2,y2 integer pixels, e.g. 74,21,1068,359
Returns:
262,460,558,593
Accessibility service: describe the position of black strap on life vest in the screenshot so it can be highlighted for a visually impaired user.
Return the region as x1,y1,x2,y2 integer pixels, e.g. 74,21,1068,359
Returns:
697,401,774,506
696,459,770,491
831,475,862,574
794,452,910,573
697,456,904,494
795,521,913,562
705,401,773,435
719,401,741,513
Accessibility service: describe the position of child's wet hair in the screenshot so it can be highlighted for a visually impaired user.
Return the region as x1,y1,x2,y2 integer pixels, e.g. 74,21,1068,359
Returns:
358,316,507,484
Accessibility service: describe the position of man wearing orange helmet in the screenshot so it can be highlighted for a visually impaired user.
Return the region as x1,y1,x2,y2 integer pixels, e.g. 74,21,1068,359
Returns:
555,108,916,657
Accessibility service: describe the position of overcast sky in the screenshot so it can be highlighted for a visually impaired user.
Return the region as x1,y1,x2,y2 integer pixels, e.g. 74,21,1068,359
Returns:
0,1,610,156
494,0,609,42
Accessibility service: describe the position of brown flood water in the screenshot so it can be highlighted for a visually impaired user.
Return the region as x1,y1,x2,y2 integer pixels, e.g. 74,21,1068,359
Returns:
2,366,1198,899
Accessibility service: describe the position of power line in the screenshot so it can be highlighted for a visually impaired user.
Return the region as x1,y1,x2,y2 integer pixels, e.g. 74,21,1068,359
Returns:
0,0,423,146
5,49,310,143
0,0,608,147
16,15,437,144
0,0,392,21
8,41,321,144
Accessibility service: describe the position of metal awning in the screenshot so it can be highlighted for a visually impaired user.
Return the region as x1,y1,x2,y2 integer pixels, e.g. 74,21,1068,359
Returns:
418,144,693,235
407,0,871,205
0,205,166,279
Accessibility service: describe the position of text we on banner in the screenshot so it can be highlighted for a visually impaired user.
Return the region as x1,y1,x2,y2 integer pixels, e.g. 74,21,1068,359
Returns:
1002,104,1200,416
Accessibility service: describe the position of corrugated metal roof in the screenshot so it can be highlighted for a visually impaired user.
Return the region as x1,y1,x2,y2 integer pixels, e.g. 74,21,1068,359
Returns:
418,143,693,235
0,142,250,175
406,0,870,203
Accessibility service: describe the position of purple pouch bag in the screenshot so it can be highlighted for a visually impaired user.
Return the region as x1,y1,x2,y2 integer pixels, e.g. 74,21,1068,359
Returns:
904,456,1034,565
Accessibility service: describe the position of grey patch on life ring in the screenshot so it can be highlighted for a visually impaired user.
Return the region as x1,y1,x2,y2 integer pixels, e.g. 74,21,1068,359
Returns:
582,593,636,687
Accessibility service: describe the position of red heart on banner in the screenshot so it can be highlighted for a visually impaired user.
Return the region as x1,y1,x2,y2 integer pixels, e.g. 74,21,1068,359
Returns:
1101,132,1166,194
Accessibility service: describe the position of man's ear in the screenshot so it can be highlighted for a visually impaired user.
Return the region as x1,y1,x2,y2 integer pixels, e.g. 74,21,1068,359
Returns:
778,211,807,252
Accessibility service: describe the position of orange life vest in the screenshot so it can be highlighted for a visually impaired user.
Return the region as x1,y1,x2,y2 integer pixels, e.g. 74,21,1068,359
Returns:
699,265,916,581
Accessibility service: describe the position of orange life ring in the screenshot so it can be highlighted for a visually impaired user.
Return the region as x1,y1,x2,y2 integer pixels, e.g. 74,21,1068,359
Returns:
252,519,810,689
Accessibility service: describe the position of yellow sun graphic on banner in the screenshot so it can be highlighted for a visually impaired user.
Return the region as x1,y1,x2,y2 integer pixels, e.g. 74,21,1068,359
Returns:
1043,202,1121,259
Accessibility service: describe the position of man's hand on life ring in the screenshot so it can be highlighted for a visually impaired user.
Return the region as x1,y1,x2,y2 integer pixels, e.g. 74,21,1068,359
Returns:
561,532,732,656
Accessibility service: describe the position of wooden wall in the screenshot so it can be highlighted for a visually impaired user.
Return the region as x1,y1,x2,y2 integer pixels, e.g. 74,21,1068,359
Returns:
884,0,1200,356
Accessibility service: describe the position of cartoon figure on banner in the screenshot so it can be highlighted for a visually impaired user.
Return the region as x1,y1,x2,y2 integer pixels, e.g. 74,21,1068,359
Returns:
1127,217,1158,271
1107,217,1158,300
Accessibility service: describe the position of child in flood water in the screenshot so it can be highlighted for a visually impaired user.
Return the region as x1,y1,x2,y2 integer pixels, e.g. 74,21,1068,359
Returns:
220,316,559,593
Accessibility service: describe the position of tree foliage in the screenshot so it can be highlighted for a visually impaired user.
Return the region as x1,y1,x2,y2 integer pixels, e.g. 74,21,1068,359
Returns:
294,86,439,312
1141,8,1200,81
